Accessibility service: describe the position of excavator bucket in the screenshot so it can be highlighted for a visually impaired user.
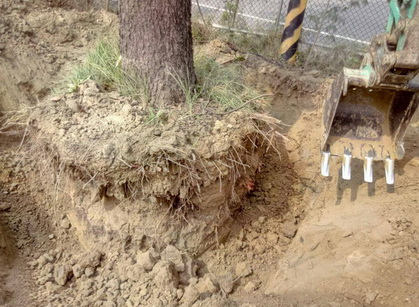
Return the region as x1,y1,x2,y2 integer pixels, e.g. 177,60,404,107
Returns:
321,0,419,184
321,72,419,184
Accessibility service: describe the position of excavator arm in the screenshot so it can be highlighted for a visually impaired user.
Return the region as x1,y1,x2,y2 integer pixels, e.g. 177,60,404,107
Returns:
321,0,419,184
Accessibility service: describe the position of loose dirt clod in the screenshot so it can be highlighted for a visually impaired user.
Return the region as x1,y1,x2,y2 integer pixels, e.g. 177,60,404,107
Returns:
136,250,157,272
235,262,252,278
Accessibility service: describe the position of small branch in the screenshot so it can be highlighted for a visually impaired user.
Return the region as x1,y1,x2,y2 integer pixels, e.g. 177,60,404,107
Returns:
82,172,98,189
217,94,273,115
17,125,29,152
117,157,134,168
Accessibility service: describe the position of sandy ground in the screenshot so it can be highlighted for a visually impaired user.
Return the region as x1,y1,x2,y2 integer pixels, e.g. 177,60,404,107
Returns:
0,1,419,306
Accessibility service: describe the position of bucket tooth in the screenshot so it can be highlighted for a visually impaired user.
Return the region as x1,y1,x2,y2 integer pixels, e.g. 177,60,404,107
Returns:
385,158,395,185
321,151,331,177
363,155,374,183
342,151,352,180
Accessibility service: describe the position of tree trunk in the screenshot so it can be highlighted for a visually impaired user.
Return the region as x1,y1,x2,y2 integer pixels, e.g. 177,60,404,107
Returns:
119,0,195,107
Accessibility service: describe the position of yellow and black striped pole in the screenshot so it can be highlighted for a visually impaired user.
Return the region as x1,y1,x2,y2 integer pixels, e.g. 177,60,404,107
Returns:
280,0,307,64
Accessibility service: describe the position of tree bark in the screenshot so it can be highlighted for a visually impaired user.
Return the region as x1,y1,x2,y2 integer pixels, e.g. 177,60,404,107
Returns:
119,0,195,107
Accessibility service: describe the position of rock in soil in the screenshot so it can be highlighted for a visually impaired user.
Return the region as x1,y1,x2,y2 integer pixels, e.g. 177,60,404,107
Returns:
161,245,184,272
53,265,72,286
136,250,157,271
235,261,252,278
195,275,218,298
152,261,179,290
181,285,200,306
281,221,298,239
0,202,11,211
218,273,235,294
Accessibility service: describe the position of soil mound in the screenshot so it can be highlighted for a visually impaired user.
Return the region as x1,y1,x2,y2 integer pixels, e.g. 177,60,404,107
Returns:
30,81,285,255
0,0,116,111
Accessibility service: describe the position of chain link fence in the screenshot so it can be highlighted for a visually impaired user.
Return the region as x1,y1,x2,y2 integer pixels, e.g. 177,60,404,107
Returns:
192,0,389,50
80,0,389,51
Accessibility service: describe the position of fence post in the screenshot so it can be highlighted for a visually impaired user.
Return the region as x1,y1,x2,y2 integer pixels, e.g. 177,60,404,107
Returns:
229,0,241,31
304,0,331,69
195,0,208,26
274,0,285,34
